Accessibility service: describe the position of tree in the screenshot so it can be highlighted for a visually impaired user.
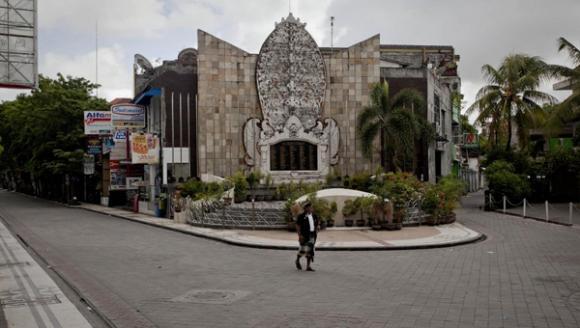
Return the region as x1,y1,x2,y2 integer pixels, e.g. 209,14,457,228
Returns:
468,54,556,151
548,37,580,126
357,82,434,172
0,74,107,196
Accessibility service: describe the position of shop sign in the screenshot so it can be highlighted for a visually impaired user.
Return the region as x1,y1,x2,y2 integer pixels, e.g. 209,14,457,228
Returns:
126,177,142,190
84,111,112,135
111,104,145,128
130,133,160,164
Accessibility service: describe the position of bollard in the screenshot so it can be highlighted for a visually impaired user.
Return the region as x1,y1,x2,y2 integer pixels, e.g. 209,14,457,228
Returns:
570,202,574,226
251,198,256,230
545,201,549,222
503,195,507,214
523,198,526,218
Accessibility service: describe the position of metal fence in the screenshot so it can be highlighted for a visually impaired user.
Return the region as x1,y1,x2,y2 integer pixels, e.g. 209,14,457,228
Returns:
488,193,580,226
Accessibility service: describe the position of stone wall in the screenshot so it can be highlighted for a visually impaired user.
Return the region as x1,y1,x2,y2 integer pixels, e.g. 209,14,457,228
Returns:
197,30,260,177
322,35,381,176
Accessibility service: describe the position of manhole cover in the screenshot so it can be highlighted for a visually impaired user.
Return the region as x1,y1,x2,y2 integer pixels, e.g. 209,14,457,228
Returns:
171,289,250,305
1,295,61,308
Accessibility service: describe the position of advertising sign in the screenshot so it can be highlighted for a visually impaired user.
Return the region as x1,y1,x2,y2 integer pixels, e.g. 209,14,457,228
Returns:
84,111,112,135
111,104,145,128
110,130,128,160
109,161,126,190
463,133,479,148
83,154,95,175
130,133,160,164
87,137,102,155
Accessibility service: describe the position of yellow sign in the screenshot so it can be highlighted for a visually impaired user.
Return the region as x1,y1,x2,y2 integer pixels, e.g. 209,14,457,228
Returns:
130,133,160,164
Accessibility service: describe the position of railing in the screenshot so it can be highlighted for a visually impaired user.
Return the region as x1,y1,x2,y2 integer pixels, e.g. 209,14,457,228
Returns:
487,193,579,226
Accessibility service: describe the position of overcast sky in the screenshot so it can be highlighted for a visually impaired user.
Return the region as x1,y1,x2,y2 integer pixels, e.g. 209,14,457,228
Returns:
1,0,578,122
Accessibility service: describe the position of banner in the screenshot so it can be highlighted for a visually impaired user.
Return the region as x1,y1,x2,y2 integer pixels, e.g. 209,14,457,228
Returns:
84,111,112,135
130,133,160,164
110,130,128,160
111,104,145,128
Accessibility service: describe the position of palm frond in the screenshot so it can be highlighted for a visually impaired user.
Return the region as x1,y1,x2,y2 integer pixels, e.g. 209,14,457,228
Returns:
558,37,580,66
390,88,426,113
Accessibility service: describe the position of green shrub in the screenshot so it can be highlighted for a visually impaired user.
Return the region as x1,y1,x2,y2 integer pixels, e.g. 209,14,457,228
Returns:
486,160,530,203
180,180,227,200
229,170,249,203
350,172,373,192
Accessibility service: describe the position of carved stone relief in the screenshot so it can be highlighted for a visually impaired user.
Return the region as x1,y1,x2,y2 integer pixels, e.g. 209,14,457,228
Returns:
243,14,339,182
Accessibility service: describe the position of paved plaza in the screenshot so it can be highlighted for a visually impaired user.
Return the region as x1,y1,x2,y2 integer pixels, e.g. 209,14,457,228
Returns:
1,190,580,327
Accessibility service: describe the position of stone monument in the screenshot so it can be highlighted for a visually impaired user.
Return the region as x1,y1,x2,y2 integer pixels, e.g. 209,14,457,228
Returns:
243,14,339,182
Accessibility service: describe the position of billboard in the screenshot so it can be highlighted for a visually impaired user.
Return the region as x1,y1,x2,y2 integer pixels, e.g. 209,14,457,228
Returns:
0,0,37,89
111,103,145,128
130,133,160,164
84,111,112,135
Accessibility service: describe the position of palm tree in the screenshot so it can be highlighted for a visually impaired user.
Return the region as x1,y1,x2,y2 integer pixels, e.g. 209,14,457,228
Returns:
549,37,580,125
357,82,433,172
468,54,557,151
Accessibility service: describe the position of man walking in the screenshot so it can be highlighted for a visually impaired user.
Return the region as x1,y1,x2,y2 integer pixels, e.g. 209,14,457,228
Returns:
295,202,319,271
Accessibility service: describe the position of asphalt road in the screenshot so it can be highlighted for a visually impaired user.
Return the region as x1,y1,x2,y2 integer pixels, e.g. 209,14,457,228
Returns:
1,190,580,328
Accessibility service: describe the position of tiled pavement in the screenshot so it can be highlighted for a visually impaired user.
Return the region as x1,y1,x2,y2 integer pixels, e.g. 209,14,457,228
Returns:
1,190,580,328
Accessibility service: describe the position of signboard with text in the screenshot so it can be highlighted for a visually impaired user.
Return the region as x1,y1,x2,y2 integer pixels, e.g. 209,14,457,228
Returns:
110,130,128,160
111,104,145,128
84,111,112,135
130,133,160,164
109,161,126,190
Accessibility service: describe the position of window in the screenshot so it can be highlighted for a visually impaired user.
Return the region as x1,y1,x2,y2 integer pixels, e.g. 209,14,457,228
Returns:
270,141,318,171
434,94,441,125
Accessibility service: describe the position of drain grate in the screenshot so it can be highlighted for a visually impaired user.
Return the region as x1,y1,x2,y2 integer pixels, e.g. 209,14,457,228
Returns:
1,295,61,308
170,289,250,305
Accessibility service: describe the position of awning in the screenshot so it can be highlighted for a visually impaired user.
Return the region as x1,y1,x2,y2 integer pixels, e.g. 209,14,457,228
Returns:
133,87,161,105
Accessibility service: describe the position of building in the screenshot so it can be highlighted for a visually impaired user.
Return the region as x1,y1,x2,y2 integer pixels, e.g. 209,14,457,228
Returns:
132,13,461,188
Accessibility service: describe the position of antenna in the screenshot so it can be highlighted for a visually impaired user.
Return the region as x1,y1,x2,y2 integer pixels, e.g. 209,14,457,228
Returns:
95,19,99,97
289,0,292,13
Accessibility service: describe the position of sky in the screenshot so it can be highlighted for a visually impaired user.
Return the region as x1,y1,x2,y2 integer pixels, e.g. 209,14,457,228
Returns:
1,0,578,123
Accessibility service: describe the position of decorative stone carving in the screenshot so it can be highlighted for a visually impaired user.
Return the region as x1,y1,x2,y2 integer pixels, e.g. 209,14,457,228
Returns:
255,13,326,131
243,14,339,182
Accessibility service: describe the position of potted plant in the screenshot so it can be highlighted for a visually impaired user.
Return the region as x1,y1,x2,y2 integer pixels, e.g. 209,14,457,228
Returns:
326,201,337,228
342,199,356,227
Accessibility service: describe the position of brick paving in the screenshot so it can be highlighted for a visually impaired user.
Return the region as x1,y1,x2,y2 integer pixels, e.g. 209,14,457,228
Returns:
1,190,580,328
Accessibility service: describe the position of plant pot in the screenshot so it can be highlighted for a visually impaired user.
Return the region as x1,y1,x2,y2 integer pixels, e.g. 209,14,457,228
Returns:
320,221,327,230
372,224,382,231
326,220,335,228
287,221,296,232
380,220,390,229
356,219,365,227
344,219,354,227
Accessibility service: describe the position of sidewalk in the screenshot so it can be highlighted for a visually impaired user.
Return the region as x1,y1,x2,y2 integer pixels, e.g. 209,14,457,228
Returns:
0,218,92,328
79,203,484,250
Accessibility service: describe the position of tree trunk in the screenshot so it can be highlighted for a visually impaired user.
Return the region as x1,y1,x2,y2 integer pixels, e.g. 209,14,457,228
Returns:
506,115,512,151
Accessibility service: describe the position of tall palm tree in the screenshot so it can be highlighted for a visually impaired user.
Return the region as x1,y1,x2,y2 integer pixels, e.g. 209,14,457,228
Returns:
357,82,433,172
468,54,556,151
549,37,580,125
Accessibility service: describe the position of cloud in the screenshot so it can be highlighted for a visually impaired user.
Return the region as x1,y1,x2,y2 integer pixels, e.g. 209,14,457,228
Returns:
42,45,133,101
